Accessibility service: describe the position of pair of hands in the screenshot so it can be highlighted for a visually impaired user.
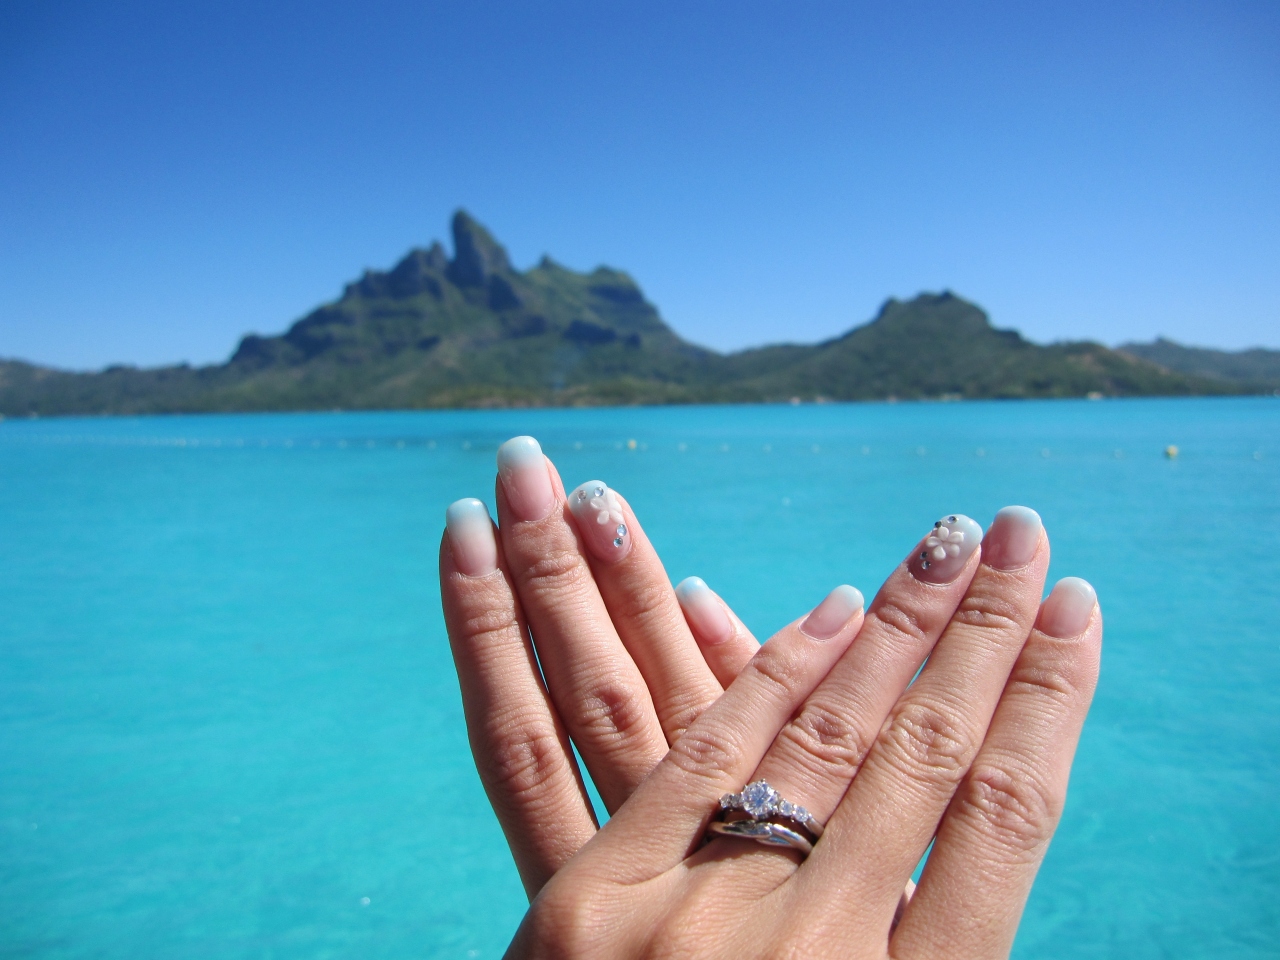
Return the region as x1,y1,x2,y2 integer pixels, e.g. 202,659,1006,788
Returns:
439,436,1102,959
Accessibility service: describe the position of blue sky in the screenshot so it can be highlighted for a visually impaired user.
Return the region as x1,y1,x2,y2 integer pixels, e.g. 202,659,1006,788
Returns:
1,1,1277,370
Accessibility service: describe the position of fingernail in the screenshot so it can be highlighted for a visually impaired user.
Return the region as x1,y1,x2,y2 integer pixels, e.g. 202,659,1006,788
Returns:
496,436,556,522
675,577,733,646
1040,577,1097,638
908,513,984,584
983,506,1043,571
567,480,632,562
801,584,864,641
445,498,498,577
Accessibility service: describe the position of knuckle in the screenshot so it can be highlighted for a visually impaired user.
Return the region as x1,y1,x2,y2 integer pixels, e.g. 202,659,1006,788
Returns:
529,883,611,957
644,906,721,960
955,762,1061,855
667,725,741,787
879,698,974,788
457,605,522,646
480,716,568,807
520,546,592,598
1006,659,1085,707
578,673,654,746
869,596,932,650
744,644,809,704
612,576,671,627
952,586,1030,637
1007,635,1099,705
657,688,714,741
775,702,871,778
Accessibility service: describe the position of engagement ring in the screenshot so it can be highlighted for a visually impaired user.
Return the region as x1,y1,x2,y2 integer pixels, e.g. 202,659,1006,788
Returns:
706,780,823,857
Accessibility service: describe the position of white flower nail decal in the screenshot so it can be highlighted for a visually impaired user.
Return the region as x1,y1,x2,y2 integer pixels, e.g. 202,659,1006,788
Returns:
920,515,965,570
576,482,628,547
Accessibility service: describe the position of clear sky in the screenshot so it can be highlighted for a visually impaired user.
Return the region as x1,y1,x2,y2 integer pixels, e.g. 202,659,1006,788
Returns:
1,0,1277,370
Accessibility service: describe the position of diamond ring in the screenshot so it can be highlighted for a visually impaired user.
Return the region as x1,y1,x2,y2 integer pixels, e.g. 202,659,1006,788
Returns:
719,780,824,837
706,780,824,856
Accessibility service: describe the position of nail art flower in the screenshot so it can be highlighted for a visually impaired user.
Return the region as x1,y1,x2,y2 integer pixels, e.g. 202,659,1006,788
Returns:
577,483,628,546
921,515,965,568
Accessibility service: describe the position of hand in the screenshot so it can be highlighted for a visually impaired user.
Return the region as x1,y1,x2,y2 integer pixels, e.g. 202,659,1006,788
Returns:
438,437,758,896
504,505,1102,958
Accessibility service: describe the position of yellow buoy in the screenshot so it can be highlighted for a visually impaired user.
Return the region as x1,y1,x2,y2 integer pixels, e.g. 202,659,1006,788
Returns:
627,438,637,450
1164,445,1179,459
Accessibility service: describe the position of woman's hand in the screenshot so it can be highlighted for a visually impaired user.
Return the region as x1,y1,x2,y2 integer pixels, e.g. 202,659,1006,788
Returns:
506,505,1102,959
439,437,758,896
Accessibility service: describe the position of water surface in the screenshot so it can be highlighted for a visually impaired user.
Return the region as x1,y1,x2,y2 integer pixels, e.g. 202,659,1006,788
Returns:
1,398,1276,958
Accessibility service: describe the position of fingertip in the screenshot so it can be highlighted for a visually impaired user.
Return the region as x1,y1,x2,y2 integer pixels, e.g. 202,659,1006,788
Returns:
567,479,632,562
496,436,556,522
676,576,734,646
983,505,1044,571
909,513,983,584
1039,577,1097,639
800,584,865,641
445,497,498,577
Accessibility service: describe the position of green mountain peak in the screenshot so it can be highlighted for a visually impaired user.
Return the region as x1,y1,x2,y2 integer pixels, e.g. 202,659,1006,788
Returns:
447,209,514,287
0,211,1254,416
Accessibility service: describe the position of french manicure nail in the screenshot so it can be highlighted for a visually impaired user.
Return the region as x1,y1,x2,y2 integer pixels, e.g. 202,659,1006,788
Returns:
675,577,733,646
908,513,984,584
567,480,632,562
983,506,1043,571
1040,577,1097,638
496,436,556,522
445,498,498,577
801,584,864,641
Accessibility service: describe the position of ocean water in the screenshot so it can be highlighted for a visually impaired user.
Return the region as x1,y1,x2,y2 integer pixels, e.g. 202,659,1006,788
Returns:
1,397,1276,959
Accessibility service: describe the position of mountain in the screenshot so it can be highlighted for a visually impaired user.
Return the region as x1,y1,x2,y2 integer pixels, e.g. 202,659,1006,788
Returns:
721,294,1228,401
0,211,1241,416
1119,338,1280,392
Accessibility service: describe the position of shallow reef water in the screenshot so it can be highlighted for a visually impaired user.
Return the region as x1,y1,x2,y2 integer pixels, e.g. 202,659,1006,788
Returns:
1,397,1276,958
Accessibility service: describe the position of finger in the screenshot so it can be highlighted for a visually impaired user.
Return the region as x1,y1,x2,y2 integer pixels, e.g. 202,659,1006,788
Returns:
439,498,596,897
493,437,668,812
734,512,987,833
892,578,1101,960
567,482,724,740
586,585,866,882
803,506,1052,918
675,576,760,687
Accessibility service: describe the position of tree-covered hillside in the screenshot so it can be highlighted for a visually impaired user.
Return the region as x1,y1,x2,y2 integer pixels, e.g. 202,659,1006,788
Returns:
1120,338,1280,392
0,212,1239,416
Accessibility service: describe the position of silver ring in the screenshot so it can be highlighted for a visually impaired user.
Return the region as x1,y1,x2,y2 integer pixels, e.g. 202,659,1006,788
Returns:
717,780,824,838
707,818,814,855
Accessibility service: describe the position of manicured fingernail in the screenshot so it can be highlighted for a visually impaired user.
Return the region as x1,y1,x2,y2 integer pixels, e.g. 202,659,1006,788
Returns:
675,577,733,646
1040,577,1097,638
908,513,984,584
801,584,864,641
445,498,498,577
567,480,631,562
983,506,1043,571
496,436,556,522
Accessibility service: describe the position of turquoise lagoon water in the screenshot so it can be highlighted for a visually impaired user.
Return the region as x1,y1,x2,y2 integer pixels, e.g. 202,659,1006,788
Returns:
1,398,1277,958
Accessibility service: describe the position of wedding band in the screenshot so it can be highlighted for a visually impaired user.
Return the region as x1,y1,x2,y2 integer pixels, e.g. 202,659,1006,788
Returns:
707,818,814,855
705,780,824,857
